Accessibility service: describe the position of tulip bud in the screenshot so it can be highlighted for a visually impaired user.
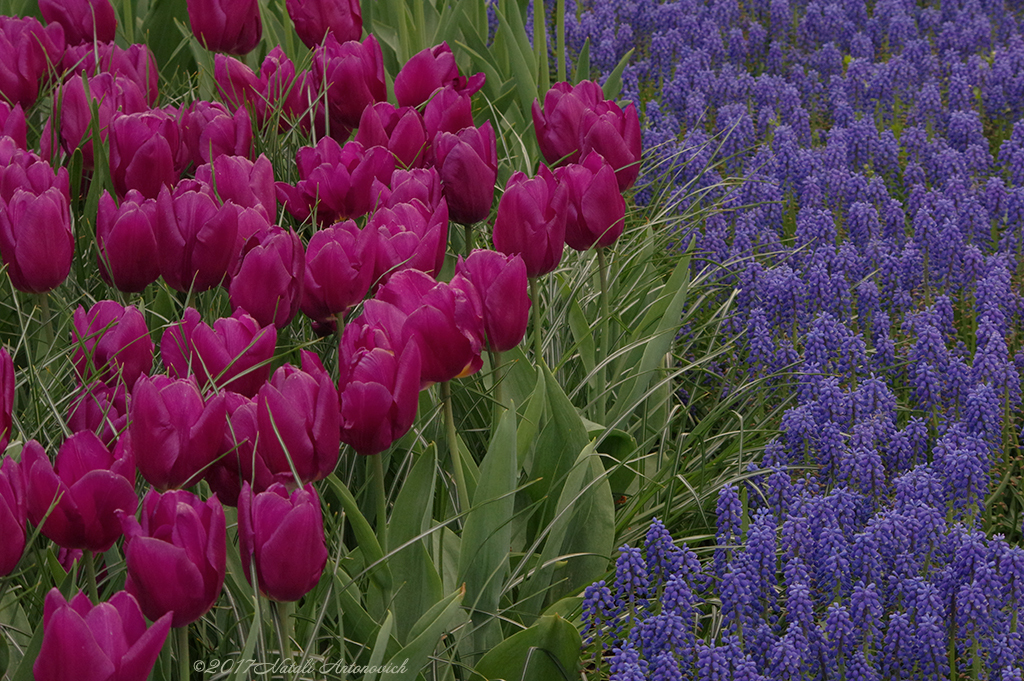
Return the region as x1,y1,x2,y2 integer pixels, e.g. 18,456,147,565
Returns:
0,143,70,204
384,167,444,209
423,85,475,141
109,110,181,199
63,42,159,105
0,346,12,452
195,153,275,219
121,489,226,627
23,434,137,551
395,42,485,109
71,301,154,390
179,100,253,168
287,0,361,48
371,269,484,386
256,351,340,485
580,102,642,191
0,17,65,108
355,102,428,169
433,122,497,225
452,250,530,352
187,0,262,55
238,482,327,601
39,0,116,45
0,186,74,293
0,102,26,148
0,456,24,575
206,392,269,505
161,307,276,398
371,198,448,285
338,320,421,455
67,380,128,447
214,54,260,113
35,589,172,681
130,374,227,490
312,33,386,130
560,151,626,250
156,185,240,291
302,219,376,324
492,165,568,277
96,190,161,293
230,227,305,329
52,73,149,169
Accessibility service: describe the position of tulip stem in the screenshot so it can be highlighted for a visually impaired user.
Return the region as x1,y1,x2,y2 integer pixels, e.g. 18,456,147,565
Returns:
177,626,190,681
441,382,470,518
371,453,387,544
83,550,99,603
274,600,294,665
490,350,505,420
595,247,611,425
530,277,543,364
335,312,345,339
36,293,54,350
464,223,474,257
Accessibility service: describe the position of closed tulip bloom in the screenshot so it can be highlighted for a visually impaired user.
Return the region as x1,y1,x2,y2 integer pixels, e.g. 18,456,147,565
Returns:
0,102,26,148
371,198,449,284
109,110,181,199
179,100,253,168
433,122,497,225
384,167,444,209
0,456,24,576
67,380,128,448
214,54,260,112
206,392,269,505
215,48,314,131
579,103,642,191
130,374,226,490
0,16,65,108
394,42,485,109
451,250,530,352
312,33,386,130
337,320,420,455
156,185,239,291
238,482,327,601
256,351,340,485
492,165,568,277
23,434,137,552
230,227,304,329
63,42,159,105
187,0,261,55
287,0,361,48
34,589,172,681
302,220,376,324
372,269,484,386
121,489,226,627
0,142,70,204
560,151,626,251
423,85,475,141
195,154,275,220
96,190,161,293
47,73,148,168
355,102,427,169
0,186,74,293
71,301,154,390
40,0,116,45
0,346,12,452
161,307,276,398
278,139,394,224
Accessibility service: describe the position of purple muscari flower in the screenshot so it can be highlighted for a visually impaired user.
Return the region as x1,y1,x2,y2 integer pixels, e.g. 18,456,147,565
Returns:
581,579,619,643
720,564,756,638
614,545,649,604
714,484,742,578
609,645,647,681
850,581,882,649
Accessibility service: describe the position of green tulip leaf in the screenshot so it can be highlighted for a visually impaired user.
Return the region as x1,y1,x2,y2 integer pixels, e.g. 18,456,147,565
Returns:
471,614,581,681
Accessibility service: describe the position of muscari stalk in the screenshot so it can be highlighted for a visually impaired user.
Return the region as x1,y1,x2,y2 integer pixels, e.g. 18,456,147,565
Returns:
177,626,190,681
83,549,99,603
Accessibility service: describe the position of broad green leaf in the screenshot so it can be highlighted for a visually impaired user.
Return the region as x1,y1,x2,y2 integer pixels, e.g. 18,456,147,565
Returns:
574,38,590,83
553,453,615,601
471,615,582,681
601,48,634,100
138,0,194,74
495,5,538,117
325,473,394,595
386,587,466,679
516,366,547,467
567,298,595,378
583,419,638,496
533,0,549,94
364,610,395,681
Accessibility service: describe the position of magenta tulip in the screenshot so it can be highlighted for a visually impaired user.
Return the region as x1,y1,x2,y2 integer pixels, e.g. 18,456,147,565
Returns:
161,307,276,398
179,100,253,168
0,456,24,575
451,250,530,352
156,185,240,292
63,42,159,105
492,165,568,277
0,186,74,293
371,197,449,285
40,0,116,45
433,122,497,224
423,84,475,141
0,101,26,148
229,227,304,329
34,589,172,681
96,190,161,293
0,346,12,452
71,301,153,390
355,102,428,169
121,489,226,627
0,16,65,108
23,434,137,552
215,48,314,131
129,374,226,490
187,0,261,54
302,219,377,324
0,140,70,204
337,320,421,455
287,0,361,48
256,351,340,485
206,391,269,505
560,151,626,250
383,167,444,209
194,154,275,219
108,110,181,199
67,380,128,447
394,42,485,109
312,33,386,130
238,482,327,601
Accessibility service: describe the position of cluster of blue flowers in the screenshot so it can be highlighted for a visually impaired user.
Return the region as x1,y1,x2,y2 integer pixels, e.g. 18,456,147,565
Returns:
573,0,1024,677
